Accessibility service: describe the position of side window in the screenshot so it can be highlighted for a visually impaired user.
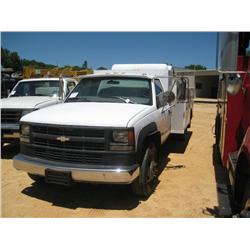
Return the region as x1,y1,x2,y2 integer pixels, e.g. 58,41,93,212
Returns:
66,81,76,95
177,78,187,101
154,79,164,108
154,79,164,95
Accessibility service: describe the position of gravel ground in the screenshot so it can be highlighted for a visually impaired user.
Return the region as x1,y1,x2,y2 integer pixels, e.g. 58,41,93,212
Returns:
1,103,219,217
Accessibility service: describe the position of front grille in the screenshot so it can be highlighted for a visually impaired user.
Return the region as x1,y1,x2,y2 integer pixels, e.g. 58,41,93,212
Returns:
1,109,22,123
33,146,104,164
32,126,105,137
28,124,107,165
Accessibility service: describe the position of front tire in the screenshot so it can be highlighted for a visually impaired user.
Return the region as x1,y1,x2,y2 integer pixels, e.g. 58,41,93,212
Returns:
234,155,250,213
241,179,250,211
131,143,158,197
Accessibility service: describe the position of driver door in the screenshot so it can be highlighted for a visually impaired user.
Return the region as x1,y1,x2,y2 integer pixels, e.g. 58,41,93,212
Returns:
154,79,171,143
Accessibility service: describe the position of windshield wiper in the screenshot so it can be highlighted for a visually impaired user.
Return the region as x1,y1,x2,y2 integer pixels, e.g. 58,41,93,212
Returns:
66,96,90,102
104,96,137,104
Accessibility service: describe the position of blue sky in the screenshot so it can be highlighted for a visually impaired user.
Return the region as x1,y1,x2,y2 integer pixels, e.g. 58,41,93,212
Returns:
1,32,217,69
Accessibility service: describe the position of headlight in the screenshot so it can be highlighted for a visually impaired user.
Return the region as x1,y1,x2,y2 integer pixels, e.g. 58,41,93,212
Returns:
110,129,134,151
20,124,30,143
113,130,129,143
21,124,30,136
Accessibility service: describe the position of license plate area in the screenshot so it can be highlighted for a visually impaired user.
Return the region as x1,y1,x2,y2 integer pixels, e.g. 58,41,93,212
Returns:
45,169,72,186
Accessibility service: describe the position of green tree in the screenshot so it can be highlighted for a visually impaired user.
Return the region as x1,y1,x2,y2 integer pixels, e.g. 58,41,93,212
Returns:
72,65,81,71
62,65,71,69
1,47,22,71
21,58,56,69
82,60,88,69
185,64,207,70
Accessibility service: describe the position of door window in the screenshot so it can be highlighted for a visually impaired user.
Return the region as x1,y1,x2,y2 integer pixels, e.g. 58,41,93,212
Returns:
154,79,164,95
154,79,164,108
66,81,76,95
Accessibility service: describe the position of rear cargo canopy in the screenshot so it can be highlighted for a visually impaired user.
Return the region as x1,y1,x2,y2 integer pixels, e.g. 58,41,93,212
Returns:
111,64,173,91
112,64,172,76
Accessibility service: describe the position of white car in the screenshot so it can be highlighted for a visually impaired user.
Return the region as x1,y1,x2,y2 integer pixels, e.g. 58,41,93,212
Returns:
1,77,77,145
13,64,175,197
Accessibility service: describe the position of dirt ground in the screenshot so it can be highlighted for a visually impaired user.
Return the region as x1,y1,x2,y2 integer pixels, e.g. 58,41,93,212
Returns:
1,103,219,218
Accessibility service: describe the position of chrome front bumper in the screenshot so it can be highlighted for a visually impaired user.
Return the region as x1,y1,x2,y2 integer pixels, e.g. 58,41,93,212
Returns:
13,154,139,184
1,123,19,130
1,123,20,139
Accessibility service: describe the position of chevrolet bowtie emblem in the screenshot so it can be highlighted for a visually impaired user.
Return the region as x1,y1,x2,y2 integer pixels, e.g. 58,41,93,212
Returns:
56,136,70,142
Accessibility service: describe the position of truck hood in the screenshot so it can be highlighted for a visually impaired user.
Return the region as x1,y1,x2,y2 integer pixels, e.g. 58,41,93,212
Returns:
21,102,149,127
0,96,58,110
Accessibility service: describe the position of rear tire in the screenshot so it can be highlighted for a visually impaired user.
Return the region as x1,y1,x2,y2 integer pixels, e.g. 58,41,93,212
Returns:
234,155,250,213
131,143,158,197
28,173,43,183
242,179,250,211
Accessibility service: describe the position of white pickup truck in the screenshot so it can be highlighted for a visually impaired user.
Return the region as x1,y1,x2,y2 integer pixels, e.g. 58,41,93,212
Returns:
13,64,176,197
1,77,77,146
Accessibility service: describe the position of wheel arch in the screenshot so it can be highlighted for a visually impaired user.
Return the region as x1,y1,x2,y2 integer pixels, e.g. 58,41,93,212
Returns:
234,149,250,205
237,148,250,176
136,122,161,163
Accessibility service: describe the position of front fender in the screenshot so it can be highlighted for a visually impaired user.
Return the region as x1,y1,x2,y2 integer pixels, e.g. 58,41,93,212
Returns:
136,122,159,162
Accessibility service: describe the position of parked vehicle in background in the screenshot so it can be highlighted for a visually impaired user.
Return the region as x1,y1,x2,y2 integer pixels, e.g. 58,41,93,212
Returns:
215,32,250,215
1,77,78,146
1,77,19,98
13,64,176,197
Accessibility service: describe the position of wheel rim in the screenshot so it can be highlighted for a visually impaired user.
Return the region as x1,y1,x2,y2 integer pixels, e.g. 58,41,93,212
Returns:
146,147,157,183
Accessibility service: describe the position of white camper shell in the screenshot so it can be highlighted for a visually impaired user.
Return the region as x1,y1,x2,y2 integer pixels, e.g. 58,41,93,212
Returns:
112,64,174,91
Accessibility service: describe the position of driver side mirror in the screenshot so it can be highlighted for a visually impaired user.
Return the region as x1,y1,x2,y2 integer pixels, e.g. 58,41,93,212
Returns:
156,91,175,108
225,73,243,95
163,91,175,105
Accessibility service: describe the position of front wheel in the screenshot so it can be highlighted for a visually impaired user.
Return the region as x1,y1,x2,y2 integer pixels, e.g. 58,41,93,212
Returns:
131,143,158,197
241,179,250,211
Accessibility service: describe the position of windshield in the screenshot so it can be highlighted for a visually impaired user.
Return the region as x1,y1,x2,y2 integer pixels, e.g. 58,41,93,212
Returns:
65,77,152,105
9,80,60,97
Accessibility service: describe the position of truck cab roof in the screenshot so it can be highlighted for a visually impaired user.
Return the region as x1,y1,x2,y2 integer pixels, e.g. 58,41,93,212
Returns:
18,77,75,82
79,72,155,80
